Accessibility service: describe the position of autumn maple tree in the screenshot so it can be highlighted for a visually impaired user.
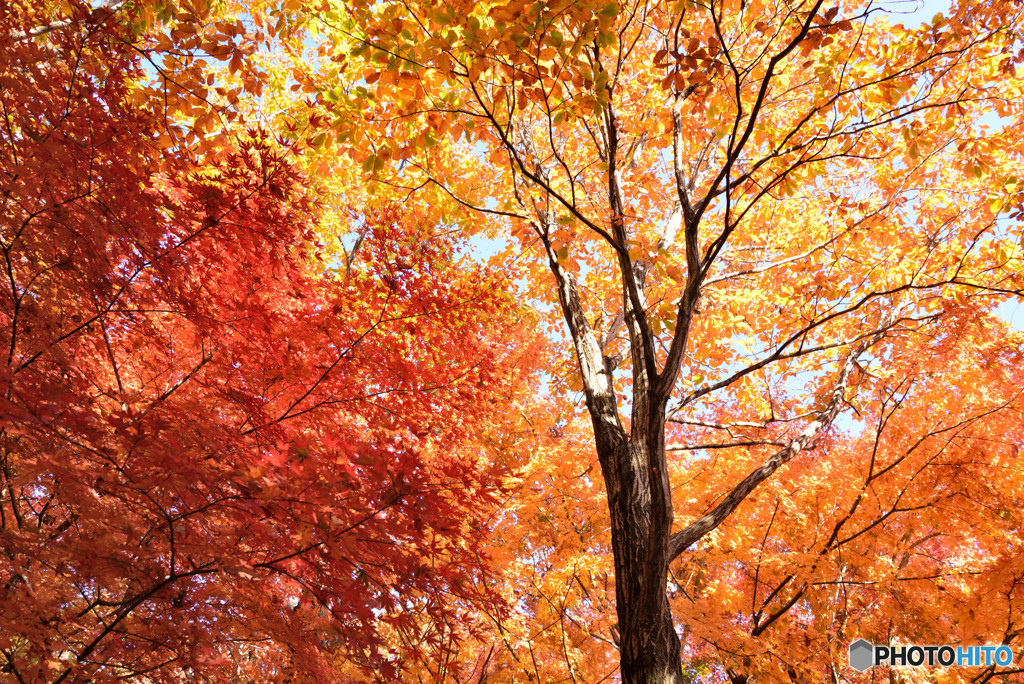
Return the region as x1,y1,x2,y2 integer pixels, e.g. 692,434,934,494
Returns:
0,2,541,682
265,0,1024,680
5,0,1024,682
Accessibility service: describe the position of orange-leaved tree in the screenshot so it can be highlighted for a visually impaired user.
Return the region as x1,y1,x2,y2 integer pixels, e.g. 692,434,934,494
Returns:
267,0,1024,680
0,2,541,682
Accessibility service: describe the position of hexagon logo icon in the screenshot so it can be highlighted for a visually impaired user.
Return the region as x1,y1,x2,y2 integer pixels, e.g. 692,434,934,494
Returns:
849,639,875,672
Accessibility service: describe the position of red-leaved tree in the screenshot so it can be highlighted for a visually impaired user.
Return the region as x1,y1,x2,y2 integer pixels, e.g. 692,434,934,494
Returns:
0,3,538,681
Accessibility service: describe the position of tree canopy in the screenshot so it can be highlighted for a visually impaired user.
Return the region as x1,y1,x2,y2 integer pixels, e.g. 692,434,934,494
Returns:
2,0,1024,682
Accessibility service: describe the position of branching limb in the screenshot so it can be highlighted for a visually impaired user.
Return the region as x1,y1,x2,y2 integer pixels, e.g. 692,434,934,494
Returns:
8,0,127,42
667,320,892,561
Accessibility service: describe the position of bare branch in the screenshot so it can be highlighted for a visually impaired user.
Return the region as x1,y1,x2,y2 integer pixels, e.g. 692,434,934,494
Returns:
9,0,126,42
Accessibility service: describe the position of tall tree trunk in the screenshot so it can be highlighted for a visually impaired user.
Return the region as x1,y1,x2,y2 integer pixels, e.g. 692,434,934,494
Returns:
540,195,691,681
618,582,683,683
595,432,684,683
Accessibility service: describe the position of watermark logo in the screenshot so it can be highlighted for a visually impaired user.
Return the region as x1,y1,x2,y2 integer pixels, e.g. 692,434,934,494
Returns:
848,639,1015,672
849,639,874,672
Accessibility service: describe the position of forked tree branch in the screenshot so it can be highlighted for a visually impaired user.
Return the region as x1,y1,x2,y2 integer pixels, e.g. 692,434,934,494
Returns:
666,317,895,561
